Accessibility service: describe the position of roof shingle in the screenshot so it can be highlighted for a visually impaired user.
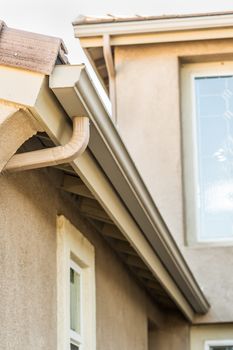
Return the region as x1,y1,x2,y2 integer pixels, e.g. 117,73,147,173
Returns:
0,22,68,75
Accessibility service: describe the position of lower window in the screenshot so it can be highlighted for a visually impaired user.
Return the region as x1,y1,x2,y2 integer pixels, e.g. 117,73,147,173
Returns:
70,260,83,348
205,340,233,350
57,215,96,350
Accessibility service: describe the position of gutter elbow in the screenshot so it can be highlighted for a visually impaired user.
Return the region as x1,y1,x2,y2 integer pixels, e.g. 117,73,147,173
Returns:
2,116,90,173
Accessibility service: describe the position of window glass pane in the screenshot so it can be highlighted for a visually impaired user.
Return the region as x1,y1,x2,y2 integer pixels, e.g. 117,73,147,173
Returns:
70,267,81,334
195,76,233,240
70,343,79,350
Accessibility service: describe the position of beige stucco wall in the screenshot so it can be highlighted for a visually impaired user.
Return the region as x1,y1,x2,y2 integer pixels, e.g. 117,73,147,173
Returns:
0,168,172,349
149,313,189,350
190,324,233,350
115,38,233,324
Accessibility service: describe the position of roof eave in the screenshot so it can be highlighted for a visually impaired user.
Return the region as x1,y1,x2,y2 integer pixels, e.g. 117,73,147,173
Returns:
73,12,233,39
49,64,210,316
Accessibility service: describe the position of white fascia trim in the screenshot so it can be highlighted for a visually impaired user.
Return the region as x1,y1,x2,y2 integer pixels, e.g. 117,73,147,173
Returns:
49,64,209,315
73,13,233,38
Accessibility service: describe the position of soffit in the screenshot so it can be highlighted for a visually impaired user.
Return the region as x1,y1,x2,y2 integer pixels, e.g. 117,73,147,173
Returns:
84,46,109,94
73,11,233,92
20,133,178,312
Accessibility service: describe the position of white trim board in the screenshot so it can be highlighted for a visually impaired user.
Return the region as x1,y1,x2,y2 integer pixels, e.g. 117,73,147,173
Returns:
205,339,233,349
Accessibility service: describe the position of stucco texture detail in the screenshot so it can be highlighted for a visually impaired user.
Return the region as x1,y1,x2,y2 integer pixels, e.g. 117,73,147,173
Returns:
96,232,147,350
0,169,166,349
185,246,233,323
115,45,183,245
0,171,58,349
0,105,38,171
150,313,189,350
115,39,233,324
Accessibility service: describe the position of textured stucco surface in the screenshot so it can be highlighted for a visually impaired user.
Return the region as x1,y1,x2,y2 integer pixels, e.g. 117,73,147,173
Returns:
185,245,233,323
115,38,233,323
0,105,38,171
191,324,233,350
116,44,183,246
0,169,167,349
149,313,189,350
0,170,58,349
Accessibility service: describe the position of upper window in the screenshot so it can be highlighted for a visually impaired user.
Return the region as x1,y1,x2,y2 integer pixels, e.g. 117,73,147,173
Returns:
182,62,233,243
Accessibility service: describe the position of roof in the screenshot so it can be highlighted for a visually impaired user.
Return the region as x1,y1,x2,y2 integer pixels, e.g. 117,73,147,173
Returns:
0,21,68,75
73,10,233,25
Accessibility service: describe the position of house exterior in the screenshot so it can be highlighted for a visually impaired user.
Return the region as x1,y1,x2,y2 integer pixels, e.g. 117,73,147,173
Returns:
0,11,232,350
73,10,233,350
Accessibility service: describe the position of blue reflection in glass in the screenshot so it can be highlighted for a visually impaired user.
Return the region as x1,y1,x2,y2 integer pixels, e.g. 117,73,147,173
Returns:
195,75,233,240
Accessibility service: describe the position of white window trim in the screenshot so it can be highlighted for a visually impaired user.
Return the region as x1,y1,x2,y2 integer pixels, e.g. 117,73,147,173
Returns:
181,61,233,245
205,339,233,349
57,215,96,350
70,260,83,347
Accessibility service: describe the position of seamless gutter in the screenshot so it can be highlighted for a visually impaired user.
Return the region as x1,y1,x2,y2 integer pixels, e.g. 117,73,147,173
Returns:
73,11,233,25
50,64,209,314
73,12,233,38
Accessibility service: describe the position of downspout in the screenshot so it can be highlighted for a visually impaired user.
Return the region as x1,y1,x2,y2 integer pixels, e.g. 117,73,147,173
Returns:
2,116,89,173
103,34,117,123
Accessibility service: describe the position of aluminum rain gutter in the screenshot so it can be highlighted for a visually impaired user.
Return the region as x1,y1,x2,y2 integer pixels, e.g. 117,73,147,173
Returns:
73,13,233,38
50,64,209,315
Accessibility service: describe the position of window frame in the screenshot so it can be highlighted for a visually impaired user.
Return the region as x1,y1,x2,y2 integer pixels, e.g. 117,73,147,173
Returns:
70,259,83,348
205,339,233,350
181,61,233,245
57,215,96,350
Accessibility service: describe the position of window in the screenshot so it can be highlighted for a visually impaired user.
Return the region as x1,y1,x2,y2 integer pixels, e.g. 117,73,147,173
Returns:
205,340,233,350
182,62,233,243
70,261,82,348
57,215,96,350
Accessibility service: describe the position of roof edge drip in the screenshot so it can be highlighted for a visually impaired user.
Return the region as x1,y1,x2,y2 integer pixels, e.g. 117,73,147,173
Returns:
73,11,233,26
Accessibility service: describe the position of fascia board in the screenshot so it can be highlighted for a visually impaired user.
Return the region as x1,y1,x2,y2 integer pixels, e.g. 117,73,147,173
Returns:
0,65,45,108
74,13,233,38
78,27,233,49
0,65,72,147
50,64,209,314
